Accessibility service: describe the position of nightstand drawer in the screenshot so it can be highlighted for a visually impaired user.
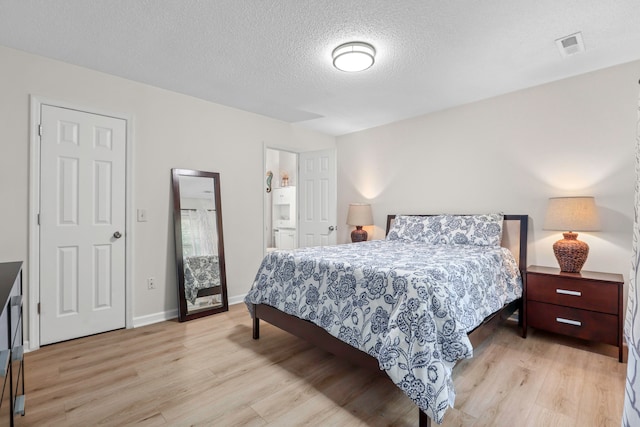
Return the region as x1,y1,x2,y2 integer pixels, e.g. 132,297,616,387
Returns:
527,301,618,346
527,274,618,314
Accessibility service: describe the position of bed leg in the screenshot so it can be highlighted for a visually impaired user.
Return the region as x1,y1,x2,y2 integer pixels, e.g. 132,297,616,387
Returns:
253,316,260,340
419,409,431,427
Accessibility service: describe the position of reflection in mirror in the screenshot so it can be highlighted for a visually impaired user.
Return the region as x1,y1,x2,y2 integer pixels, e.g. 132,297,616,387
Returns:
172,169,228,321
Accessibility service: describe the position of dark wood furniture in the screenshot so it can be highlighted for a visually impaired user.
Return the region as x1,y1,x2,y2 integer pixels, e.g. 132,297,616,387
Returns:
524,265,624,362
0,262,25,425
171,169,229,321
251,215,528,427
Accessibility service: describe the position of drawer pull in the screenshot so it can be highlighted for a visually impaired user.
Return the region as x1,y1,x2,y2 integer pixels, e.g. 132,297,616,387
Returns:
556,289,581,297
556,317,582,327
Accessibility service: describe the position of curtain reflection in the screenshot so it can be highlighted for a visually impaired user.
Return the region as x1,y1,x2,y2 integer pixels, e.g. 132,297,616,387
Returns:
181,206,217,257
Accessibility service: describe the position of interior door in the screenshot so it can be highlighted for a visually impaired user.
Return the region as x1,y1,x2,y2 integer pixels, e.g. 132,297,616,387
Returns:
39,105,126,345
298,149,337,247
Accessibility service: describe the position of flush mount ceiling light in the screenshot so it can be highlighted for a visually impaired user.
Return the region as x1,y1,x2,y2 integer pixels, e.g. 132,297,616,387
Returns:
332,42,376,72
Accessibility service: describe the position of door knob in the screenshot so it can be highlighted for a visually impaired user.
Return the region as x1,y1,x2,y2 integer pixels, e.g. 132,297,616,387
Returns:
328,226,335,231
113,231,122,239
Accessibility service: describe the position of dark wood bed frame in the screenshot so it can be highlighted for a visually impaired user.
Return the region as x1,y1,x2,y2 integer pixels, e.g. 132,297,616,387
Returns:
251,214,528,427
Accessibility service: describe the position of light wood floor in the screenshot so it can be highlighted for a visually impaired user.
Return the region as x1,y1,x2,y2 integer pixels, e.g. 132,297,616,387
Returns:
21,303,626,426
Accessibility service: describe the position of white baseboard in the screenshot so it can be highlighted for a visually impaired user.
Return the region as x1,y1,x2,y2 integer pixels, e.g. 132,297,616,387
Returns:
132,294,247,328
25,296,249,349
133,309,178,328
229,293,247,306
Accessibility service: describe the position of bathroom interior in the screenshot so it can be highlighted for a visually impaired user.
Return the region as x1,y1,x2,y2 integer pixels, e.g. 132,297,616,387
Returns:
264,148,298,252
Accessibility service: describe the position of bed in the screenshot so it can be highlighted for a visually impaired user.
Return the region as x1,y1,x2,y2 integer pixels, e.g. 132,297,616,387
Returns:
245,214,528,426
183,255,221,304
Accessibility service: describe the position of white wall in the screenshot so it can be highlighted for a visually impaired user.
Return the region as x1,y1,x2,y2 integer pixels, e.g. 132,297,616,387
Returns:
0,45,335,337
3,42,637,342
337,60,639,293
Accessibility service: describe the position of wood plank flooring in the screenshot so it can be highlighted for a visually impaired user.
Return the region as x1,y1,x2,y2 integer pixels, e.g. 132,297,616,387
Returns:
20,303,626,426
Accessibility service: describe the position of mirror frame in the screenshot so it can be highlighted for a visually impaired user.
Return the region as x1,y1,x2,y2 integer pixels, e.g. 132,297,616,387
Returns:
172,168,228,321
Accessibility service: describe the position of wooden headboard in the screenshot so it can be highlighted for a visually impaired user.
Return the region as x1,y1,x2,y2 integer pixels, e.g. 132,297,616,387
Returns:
385,214,529,273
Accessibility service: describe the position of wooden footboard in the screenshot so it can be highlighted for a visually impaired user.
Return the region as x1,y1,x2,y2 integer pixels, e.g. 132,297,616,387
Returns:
253,303,381,372
253,299,522,427
468,298,520,347
250,214,528,425
252,302,431,427
252,298,521,427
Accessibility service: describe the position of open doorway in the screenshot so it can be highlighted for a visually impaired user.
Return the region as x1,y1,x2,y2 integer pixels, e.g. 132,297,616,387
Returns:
264,148,298,253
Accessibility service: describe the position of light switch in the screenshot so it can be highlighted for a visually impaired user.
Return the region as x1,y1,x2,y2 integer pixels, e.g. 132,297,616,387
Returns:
137,209,148,222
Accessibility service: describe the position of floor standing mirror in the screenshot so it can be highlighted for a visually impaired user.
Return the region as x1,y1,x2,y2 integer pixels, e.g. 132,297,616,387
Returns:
172,168,228,321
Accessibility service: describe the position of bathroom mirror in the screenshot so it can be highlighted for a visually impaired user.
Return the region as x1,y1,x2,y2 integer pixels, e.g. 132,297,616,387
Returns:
172,169,228,321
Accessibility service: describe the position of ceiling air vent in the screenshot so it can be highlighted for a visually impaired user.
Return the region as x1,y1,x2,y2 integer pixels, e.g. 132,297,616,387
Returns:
556,32,585,57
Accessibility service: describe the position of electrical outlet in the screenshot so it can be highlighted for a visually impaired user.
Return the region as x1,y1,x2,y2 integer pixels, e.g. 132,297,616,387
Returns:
147,277,155,290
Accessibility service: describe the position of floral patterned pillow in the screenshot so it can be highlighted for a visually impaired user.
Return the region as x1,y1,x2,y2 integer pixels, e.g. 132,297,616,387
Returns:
436,213,504,246
386,215,444,243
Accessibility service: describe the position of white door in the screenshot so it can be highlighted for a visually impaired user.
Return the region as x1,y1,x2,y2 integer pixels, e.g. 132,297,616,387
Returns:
39,105,126,345
298,149,337,247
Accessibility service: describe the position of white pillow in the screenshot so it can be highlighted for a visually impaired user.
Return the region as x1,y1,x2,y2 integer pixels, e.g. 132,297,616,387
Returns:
386,215,444,243
436,213,504,246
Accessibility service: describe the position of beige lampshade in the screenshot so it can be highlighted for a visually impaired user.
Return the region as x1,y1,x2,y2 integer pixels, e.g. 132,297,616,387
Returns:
544,196,600,273
543,197,600,232
346,203,373,226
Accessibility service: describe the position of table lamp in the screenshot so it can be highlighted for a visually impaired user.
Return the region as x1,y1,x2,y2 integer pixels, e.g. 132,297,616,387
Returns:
347,203,373,242
543,196,600,273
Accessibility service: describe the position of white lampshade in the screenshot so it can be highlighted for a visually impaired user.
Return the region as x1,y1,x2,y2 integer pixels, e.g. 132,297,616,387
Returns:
332,42,376,72
346,203,373,226
543,197,600,232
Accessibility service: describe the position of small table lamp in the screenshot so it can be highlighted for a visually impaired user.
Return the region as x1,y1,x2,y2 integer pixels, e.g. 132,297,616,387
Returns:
543,196,600,273
347,203,373,242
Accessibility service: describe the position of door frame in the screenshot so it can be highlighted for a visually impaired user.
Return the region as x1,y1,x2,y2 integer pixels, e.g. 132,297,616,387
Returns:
263,144,299,256
262,144,338,253
28,95,134,351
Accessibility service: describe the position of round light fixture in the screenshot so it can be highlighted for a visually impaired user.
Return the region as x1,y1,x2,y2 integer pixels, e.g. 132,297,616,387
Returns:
332,42,376,72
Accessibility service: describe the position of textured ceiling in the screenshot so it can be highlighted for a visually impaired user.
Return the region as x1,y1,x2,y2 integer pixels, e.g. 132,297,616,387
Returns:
1,0,640,136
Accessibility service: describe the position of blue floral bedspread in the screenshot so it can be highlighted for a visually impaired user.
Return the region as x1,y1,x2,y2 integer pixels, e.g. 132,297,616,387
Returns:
244,240,522,424
184,255,220,304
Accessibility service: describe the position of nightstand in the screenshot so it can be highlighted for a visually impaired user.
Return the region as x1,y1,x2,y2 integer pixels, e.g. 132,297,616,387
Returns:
524,265,624,362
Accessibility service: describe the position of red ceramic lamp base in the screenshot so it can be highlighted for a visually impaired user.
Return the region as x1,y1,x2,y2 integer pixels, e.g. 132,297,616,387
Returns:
351,226,368,243
553,232,589,273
